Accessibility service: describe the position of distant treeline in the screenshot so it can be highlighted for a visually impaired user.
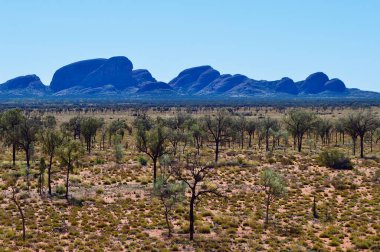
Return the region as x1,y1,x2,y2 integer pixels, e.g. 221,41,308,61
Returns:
0,97,380,110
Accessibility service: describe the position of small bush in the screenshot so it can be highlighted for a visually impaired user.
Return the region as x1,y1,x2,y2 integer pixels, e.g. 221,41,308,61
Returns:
56,184,66,195
318,149,353,170
95,158,105,165
114,144,124,164
138,156,148,166
267,158,276,164
237,156,245,165
280,157,294,166
216,160,240,167
179,223,189,234
331,173,357,190
198,224,212,233
331,175,348,190
69,176,81,184
373,169,380,183
69,197,84,206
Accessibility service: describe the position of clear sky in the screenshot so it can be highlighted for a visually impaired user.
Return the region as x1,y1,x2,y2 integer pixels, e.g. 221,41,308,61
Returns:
1,0,379,91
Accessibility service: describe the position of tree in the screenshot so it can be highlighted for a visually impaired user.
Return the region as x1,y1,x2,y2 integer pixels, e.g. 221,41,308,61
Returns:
190,120,204,155
348,111,378,158
315,119,333,145
165,113,193,156
225,119,240,148
235,116,247,149
374,128,380,145
246,119,257,148
38,158,46,195
100,122,108,150
334,120,346,145
174,154,223,240
43,115,57,129
136,121,168,184
167,130,187,157
260,168,286,227
153,156,185,237
67,116,82,140
4,173,26,241
312,194,319,219
59,121,71,139
81,117,103,153
368,124,379,152
165,112,191,132
40,129,63,195
261,117,279,151
203,110,231,163
113,134,124,164
133,113,151,131
108,119,129,147
57,139,84,200
257,124,266,150
284,109,317,152
16,116,42,190
269,128,288,151
0,109,24,166
343,116,359,156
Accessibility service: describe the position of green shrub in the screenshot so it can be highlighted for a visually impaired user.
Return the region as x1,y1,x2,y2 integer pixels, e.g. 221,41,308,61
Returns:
318,149,353,170
268,158,276,164
95,158,105,165
179,223,189,234
114,144,124,164
55,184,66,195
69,197,84,206
138,156,148,166
280,157,294,165
319,225,340,239
96,188,104,195
216,160,240,167
198,224,212,233
331,174,348,190
373,169,380,183
353,237,373,249
69,176,81,184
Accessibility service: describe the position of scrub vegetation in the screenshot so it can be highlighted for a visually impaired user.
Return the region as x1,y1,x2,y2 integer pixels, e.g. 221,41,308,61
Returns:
0,105,379,251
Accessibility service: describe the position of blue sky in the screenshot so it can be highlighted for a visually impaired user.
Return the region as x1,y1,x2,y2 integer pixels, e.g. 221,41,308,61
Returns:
1,0,379,91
